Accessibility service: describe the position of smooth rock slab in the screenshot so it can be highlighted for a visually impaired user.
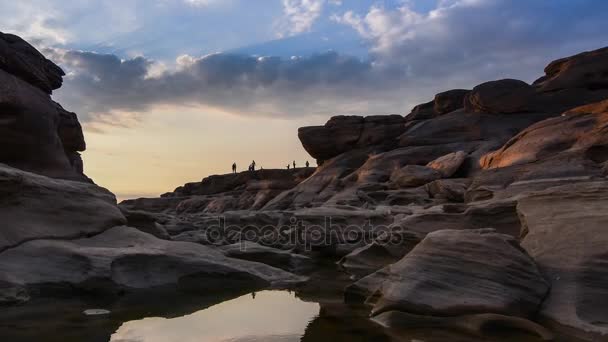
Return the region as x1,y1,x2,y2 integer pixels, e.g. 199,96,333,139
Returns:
366,229,549,319
518,181,608,340
220,241,314,273
0,227,305,301
0,164,126,252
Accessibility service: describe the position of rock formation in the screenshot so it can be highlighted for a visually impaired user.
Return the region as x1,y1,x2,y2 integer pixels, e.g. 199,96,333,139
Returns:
2,32,608,341
0,32,87,181
0,32,306,305
122,45,608,341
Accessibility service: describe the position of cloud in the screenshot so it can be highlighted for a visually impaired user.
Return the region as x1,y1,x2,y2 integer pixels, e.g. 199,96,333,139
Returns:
332,0,608,79
48,48,407,123
43,0,608,127
277,0,325,37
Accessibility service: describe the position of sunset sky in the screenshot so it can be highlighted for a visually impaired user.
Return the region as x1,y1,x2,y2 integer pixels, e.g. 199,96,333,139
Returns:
3,0,607,200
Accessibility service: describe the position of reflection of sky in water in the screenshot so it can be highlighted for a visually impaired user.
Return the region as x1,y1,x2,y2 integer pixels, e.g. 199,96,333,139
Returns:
110,291,320,342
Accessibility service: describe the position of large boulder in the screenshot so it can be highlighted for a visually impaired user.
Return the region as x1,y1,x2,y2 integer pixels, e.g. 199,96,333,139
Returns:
0,226,305,302
0,32,64,94
518,181,608,340
298,115,404,163
406,89,470,121
534,46,608,92
481,99,608,170
464,79,537,114
355,229,549,320
0,164,126,252
433,89,470,114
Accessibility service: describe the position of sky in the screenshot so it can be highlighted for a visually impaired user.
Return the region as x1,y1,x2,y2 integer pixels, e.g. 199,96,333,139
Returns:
3,0,608,200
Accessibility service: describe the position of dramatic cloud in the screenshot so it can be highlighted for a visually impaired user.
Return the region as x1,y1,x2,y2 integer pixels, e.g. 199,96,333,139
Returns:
42,0,608,126
49,48,406,122
332,0,608,79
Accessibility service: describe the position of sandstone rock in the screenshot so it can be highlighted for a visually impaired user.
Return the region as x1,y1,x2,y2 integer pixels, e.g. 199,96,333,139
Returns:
373,311,554,341
390,165,441,188
464,79,536,114
298,116,364,162
0,32,64,94
338,230,421,278
0,164,126,252
0,69,86,180
298,115,405,162
433,89,470,114
407,99,436,121
425,178,471,202
426,151,467,177
220,241,314,273
518,181,608,339
534,46,608,92
406,89,469,121
481,99,608,170
0,227,305,300
120,208,171,239
365,229,549,319
399,110,554,148
390,200,521,238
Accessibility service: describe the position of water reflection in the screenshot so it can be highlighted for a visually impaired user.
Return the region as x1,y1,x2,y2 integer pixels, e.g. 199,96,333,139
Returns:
111,291,319,342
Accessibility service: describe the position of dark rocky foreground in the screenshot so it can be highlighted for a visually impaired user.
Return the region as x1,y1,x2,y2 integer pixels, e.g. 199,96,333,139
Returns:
1,32,608,341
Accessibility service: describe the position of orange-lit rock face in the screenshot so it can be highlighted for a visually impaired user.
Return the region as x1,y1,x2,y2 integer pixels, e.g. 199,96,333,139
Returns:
480,100,608,170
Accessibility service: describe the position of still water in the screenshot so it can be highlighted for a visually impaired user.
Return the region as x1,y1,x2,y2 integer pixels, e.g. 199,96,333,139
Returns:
111,291,319,342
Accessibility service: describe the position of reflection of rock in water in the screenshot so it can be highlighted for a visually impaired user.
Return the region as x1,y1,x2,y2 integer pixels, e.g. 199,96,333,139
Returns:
0,288,254,342
301,303,392,342
373,311,555,342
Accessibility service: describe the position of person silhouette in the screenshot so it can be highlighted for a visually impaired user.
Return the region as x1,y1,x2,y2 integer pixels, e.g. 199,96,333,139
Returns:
293,160,296,169
305,160,310,168
232,162,237,174
251,160,256,171
287,164,290,170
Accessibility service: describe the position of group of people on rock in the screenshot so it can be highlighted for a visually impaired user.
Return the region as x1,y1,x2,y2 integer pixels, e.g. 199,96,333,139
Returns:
231,160,310,173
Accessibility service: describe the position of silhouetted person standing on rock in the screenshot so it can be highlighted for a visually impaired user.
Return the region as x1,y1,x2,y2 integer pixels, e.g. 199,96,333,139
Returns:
293,160,296,169
306,161,310,168
251,160,256,171
232,163,237,174
287,164,290,170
